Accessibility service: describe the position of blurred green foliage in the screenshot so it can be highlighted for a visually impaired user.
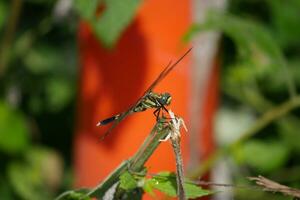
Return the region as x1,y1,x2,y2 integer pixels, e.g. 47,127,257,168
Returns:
234,140,289,172
0,0,142,199
0,0,78,199
8,147,62,200
187,0,300,199
226,0,300,175
0,101,29,154
0,1,7,29
74,0,142,48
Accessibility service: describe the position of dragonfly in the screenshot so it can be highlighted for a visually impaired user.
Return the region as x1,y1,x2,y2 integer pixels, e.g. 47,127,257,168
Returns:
97,48,192,139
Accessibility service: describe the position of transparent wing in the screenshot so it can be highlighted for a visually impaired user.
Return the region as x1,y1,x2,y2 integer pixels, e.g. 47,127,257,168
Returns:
144,47,192,95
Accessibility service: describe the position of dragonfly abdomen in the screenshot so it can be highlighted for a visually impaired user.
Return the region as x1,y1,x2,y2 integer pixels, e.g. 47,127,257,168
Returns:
97,114,120,126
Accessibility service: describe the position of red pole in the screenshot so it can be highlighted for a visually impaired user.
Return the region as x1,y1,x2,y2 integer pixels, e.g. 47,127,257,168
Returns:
74,0,219,199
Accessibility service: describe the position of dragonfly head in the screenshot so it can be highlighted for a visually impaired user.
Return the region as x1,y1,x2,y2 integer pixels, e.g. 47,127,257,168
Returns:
160,92,172,106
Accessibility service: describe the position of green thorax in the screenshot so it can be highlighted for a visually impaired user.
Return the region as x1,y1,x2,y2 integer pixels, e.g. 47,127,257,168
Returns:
133,92,172,112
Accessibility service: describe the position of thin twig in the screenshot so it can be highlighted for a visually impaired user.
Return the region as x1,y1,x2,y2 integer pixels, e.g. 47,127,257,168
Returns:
171,137,186,200
249,175,300,198
165,110,188,200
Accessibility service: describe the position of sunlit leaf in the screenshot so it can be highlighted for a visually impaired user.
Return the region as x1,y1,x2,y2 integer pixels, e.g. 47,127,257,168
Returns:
143,178,155,196
0,101,29,154
145,172,212,199
119,171,138,190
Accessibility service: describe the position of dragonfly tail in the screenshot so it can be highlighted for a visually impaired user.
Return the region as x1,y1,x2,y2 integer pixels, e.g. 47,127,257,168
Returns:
96,114,120,126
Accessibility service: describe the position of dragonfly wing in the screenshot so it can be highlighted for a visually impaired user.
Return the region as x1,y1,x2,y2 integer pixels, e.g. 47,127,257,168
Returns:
100,109,133,140
143,47,192,95
99,94,148,140
132,47,192,109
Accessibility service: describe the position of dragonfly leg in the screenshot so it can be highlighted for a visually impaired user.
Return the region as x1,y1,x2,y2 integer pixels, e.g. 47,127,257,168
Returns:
161,106,177,121
154,107,172,123
153,108,161,121
161,104,168,112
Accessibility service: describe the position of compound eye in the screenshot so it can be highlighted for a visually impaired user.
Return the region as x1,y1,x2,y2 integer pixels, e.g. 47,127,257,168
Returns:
162,93,171,105
162,96,167,103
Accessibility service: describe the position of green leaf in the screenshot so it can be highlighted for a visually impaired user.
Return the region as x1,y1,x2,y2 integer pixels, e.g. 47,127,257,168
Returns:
74,0,100,20
76,0,141,48
0,101,29,154
94,0,141,47
184,180,213,199
55,189,91,200
234,140,289,172
146,172,177,197
119,171,138,190
143,178,155,196
8,147,63,200
145,172,212,199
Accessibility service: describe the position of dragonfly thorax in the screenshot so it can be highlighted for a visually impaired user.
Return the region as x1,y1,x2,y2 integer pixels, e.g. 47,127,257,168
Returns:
133,92,172,112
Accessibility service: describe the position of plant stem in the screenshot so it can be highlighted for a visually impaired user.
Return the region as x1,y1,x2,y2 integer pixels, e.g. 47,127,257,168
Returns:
171,136,186,200
87,122,168,198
